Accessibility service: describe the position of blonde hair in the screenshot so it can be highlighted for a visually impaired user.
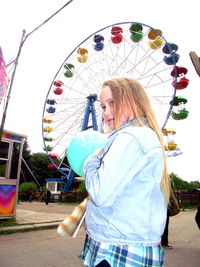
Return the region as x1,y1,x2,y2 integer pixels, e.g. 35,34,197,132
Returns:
101,78,170,203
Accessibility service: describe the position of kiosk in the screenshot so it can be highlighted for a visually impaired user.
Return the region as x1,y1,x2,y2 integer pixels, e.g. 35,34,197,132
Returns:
0,130,26,218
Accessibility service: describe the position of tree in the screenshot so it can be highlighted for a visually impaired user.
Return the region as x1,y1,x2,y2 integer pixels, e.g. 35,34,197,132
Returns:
19,182,38,193
189,180,200,190
22,140,31,160
170,173,200,190
20,140,32,183
20,138,66,187
29,152,61,186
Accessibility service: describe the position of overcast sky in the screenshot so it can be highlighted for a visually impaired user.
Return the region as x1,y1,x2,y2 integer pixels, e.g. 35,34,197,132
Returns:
1,0,200,182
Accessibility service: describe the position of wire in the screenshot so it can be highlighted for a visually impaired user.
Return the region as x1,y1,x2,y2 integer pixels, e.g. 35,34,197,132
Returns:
6,0,75,67
23,0,74,44
1,0,75,139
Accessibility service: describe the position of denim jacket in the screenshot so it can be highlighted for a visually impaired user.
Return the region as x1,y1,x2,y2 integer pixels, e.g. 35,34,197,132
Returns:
83,121,167,246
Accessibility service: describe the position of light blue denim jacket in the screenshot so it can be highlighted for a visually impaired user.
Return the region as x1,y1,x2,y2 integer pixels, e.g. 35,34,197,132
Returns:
83,120,167,246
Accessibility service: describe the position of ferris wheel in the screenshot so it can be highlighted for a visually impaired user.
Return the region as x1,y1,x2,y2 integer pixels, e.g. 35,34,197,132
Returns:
42,21,184,187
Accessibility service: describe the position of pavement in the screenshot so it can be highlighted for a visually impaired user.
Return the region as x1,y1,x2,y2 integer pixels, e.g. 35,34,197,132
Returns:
0,201,75,233
0,202,200,267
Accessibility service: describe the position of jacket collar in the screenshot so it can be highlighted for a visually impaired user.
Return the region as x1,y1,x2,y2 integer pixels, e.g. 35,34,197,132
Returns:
109,118,146,138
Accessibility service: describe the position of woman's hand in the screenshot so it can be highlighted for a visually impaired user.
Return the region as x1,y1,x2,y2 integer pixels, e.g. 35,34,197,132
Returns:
93,149,103,155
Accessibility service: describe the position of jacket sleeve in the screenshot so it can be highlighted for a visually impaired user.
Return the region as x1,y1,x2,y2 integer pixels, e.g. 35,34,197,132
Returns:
83,131,148,206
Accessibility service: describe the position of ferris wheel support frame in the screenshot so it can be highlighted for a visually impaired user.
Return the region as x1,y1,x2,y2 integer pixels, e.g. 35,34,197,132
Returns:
63,94,98,192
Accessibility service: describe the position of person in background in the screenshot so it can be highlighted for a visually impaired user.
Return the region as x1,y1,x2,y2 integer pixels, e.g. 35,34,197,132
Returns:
27,187,35,202
161,209,173,249
195,205,200,230
45,188,51,205
161,183,181,249
38,186,44,201
81,78,170,267
38,186,43,192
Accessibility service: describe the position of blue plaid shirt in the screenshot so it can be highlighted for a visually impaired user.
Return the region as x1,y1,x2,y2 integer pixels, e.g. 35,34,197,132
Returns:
82,234,165,267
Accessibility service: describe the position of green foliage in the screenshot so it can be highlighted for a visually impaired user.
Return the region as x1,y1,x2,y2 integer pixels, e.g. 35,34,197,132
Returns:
0,218,17,227
20,140,32,184
23,140,31,160
170,173,200,190
19,182,38,193
21,141,200,193
30,153,61,184
77,181,87,193
189,180,200,189
20,152,61,187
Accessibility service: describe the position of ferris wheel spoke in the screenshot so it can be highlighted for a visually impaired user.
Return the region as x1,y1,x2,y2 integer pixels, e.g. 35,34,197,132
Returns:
42,21,181,175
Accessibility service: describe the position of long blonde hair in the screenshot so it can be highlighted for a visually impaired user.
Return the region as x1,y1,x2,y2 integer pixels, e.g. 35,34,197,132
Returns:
101,78,170,203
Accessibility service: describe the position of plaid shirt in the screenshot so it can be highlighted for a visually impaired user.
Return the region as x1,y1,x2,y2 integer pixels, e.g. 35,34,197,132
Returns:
81,235,165,267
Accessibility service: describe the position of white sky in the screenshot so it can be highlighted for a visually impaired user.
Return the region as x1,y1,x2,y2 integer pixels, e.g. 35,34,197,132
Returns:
1,0,200,182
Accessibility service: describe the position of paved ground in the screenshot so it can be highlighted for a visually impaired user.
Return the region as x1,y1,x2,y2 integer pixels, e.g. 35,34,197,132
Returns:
0,228,85,267
164,209,200,267
16,201,74,223
0,201,199,266
0,201,75,233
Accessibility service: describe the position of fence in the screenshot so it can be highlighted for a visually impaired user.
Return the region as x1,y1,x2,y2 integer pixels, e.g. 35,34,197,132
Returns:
18,190,200,206
175,190,200,207
60,192,88,202
59,191,200,206
18,191,88,203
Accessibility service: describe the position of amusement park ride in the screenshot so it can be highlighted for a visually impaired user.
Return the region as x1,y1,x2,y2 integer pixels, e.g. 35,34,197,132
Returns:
42,22,190,193
0,21,192,218
2,1,200,218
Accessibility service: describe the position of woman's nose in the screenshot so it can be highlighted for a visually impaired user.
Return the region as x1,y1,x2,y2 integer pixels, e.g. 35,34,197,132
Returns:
103,106,112,118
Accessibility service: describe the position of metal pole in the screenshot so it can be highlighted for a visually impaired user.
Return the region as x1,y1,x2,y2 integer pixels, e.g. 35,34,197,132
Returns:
90,94,98,130
64,94,98,192
22,157,41,187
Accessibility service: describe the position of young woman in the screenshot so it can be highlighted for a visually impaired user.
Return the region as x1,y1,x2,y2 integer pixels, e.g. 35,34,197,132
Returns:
82,78,170,267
